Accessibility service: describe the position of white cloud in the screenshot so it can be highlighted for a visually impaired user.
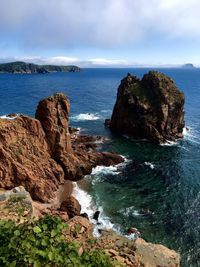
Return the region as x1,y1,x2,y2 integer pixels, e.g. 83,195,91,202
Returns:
0,0,200,50
0,56,134,67
88,58,129,66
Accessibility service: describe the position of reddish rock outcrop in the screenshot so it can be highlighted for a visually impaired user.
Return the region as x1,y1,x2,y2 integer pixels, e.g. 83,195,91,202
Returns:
109,71,185,144
36,93,124,181
59,196,81,218
0,93,123,203
0,115,64,202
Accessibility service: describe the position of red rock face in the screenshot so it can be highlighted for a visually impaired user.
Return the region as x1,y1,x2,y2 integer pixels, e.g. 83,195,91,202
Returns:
35,93,72,157
0,115,64,202
109,71,185,144
0,93,124,204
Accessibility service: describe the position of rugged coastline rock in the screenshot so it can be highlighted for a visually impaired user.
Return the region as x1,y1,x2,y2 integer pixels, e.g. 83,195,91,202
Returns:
0,92,181,266
0,115,64,202
108,71,185,144
0,93,123,203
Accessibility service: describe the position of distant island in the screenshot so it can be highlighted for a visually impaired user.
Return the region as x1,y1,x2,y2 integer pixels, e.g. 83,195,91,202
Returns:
182,63,195,68
0,61,80,74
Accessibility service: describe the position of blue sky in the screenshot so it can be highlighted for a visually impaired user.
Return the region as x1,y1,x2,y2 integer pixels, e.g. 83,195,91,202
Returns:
0,0,200,67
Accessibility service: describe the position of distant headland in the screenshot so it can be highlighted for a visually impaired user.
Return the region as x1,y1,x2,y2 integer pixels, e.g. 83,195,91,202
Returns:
182,63,195,68
0,61,80,74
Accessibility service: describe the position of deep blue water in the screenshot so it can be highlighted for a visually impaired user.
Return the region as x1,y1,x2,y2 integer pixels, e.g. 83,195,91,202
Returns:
0,68,200,267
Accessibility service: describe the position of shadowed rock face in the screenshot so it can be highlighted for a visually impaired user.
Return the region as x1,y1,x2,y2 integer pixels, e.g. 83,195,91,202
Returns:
109,71,185,144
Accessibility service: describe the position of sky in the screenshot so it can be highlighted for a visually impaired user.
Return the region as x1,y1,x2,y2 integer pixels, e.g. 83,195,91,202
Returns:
0,0,200,67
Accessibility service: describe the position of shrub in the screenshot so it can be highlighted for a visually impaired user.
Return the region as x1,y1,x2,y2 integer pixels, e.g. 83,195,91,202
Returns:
0,215,116,267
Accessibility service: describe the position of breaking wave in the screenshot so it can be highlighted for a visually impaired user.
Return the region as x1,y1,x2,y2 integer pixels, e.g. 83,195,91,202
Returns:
71,113,101,121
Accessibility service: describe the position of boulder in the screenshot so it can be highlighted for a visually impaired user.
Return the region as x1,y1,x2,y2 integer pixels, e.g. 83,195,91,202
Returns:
109,72,185,144
134,238,180,267
59,196,81,218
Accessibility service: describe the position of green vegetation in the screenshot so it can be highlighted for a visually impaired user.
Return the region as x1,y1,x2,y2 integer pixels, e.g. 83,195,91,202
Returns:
0,215,117,267
0,61,80,74
129,82,152,104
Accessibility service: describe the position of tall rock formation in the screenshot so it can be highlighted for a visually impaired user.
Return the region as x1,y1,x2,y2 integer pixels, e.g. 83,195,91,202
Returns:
109,71,185,144
0,93,123,202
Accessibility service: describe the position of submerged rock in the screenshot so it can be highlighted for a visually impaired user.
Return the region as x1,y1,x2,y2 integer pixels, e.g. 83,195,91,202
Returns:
109,71,185,144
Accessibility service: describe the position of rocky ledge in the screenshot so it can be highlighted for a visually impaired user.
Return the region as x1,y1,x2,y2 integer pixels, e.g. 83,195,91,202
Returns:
106,71,185,144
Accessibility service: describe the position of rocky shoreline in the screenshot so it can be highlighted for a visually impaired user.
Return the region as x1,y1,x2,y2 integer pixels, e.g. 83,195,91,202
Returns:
0,93,180,266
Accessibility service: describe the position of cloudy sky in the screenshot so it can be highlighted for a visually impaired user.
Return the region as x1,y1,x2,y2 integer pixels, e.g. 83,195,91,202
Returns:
0,0,200,67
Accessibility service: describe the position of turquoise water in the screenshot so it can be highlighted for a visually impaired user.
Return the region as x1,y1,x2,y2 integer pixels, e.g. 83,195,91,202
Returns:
0,68,199,266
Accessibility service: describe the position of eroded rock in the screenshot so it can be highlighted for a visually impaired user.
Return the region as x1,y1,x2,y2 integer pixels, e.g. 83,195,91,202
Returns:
0,115,64,202
109,71,185,144
59,196,81,218
134,238,180,267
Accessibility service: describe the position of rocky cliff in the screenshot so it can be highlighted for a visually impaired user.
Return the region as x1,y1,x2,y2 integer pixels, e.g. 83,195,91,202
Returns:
108,71,185,144
0,93,123,203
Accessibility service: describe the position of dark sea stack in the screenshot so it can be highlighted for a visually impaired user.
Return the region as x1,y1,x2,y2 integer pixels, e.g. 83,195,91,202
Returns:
109,71,185,144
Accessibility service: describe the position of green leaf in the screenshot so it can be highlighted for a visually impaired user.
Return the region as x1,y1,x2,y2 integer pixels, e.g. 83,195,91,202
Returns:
33,261,41,267
14,230,20,236
48,251,53,261
10,261,16,267
42,224,48,231
51,229,58,237
33,226,42,234
41,239,48,247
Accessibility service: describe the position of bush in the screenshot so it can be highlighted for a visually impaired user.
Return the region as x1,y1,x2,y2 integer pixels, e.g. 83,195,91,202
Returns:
0,215,116,267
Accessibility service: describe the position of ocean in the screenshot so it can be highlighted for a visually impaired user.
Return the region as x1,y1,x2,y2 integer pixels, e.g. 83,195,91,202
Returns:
0,68,199,267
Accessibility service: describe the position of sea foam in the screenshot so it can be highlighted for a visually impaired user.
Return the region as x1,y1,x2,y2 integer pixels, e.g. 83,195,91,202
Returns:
72,157,131,238
72,182,120,237
144,162,155,169
0,114,19,120
71,113,101,121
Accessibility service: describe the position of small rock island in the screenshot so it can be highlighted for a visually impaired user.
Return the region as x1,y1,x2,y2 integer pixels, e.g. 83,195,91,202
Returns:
0,61,80,74
107,71,185,144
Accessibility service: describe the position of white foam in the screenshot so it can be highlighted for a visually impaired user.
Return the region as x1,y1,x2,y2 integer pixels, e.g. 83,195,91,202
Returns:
144,162,155,169
183,126,200,145
120,206,140,217
91,165,120,176
72,182,120,237
0,114,19,120
72,182,95,218
160,140,178,146
72,158,132,238
71,113,101,121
